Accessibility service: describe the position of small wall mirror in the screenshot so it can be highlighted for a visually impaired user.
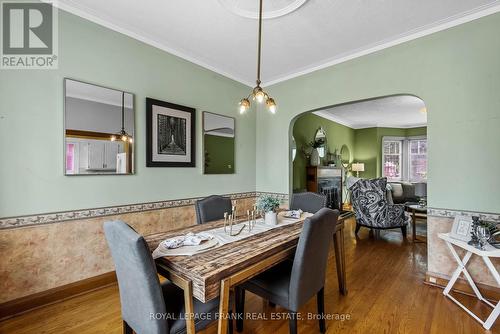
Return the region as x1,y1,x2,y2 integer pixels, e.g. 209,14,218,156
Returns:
64,79,134,175
340,144,351,167
291,136,297,162
314,127,327,158
203,112,235,174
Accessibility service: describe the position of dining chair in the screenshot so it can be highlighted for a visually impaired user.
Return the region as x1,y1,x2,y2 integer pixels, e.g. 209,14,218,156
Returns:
104,220,232,334
195,195,233,224
235,208,338,334
289,192,327,214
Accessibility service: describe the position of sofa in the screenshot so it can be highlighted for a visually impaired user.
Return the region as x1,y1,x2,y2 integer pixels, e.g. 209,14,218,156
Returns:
387,182,419,205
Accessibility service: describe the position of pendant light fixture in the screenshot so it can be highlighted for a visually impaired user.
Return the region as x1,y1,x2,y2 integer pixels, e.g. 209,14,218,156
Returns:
111,92,133,143
239,0,276,114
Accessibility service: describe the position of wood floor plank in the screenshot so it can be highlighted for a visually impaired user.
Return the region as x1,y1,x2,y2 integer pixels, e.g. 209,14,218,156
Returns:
0,218,497,333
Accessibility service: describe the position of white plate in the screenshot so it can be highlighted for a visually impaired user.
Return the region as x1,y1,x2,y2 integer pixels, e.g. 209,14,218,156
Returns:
153,238,219,258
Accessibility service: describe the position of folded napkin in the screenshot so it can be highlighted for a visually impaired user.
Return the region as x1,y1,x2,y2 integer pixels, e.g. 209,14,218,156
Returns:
283,209,303,219
161,232,214,249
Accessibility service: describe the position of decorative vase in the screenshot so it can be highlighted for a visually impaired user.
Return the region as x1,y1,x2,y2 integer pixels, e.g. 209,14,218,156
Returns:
310,148,320,166
264,211,278,225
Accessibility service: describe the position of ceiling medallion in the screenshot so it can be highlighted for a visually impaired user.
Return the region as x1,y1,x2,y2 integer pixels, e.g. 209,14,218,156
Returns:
238,0,276,115
219,0,307,19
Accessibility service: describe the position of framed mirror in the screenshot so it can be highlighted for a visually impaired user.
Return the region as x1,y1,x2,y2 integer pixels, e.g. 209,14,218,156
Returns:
314,127,327,158
340,144,351,167
64,79,134,175
203,112,235,174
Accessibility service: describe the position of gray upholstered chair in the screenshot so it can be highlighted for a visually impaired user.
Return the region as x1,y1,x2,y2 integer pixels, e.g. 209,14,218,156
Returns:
235,208,338,334
195,195,232,224
104,221,231,334
349,177,408,237
289,192,327,214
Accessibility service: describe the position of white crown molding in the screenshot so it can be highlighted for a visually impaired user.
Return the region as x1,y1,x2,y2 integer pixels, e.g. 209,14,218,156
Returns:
264,2,500,87
52,0,255,87
51,1,500,88
313,111,427,129
313,110,354,128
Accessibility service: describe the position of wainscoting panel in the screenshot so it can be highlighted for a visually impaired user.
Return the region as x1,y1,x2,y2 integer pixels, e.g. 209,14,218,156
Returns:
0,192,288,307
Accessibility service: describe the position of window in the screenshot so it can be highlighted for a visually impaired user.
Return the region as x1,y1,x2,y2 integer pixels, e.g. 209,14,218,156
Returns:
409,139,427,182
383,140,402,180
382,136,427,182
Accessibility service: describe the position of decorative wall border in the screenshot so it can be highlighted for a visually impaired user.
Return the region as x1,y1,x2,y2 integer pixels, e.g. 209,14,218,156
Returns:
0,192,289,230
428,207,500,223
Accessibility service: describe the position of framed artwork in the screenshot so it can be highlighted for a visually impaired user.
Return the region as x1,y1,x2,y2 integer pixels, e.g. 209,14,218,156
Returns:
146,98,196,167
450,215,473,242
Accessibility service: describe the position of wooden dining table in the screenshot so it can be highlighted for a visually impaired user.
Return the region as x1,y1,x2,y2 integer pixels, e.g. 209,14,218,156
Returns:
144,211,352,334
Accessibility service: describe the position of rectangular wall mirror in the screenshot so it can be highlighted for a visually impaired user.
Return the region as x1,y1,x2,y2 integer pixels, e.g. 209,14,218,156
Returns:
64,79,135,175
203,112,235,174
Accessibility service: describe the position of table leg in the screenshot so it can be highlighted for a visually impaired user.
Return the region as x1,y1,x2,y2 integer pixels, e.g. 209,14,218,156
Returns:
183,281,196,334
218,278,231,334
412,209,417,242
333,227,347,295
482,257,500,329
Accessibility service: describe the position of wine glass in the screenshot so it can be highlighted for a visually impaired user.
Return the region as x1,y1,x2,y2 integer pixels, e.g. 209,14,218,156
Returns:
477,226,491,250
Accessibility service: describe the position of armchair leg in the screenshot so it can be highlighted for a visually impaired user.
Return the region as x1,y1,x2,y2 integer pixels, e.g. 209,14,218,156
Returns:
235,286,245,332
401,226,407,239
288,312,298,334
123,321,133,334
355,223,361,235
317,288,326,333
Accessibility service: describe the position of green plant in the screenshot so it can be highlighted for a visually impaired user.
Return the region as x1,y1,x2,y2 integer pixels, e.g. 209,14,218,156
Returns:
256,195,281,213
308,138,325,149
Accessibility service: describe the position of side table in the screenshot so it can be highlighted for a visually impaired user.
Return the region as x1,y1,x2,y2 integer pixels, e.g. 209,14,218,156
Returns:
439,232,500,330
406,204,427,242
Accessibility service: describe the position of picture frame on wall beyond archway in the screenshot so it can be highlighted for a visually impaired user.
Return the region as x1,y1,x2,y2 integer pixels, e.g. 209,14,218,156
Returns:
146,98,196,167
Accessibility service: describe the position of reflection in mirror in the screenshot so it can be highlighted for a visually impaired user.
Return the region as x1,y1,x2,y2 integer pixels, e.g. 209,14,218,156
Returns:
340,144,351,167
314,127,327,158
292,136,297,162
203,112,235,174
64,79,134,175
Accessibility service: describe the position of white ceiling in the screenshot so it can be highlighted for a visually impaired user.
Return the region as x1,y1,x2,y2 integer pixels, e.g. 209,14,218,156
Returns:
56,0,500,86
313,95,427,129
65,79,134,108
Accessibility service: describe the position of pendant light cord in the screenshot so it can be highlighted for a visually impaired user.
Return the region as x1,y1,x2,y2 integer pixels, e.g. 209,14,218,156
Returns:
256,0,263,86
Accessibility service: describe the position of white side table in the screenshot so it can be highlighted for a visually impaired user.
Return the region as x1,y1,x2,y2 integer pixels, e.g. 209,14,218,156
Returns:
439,233,500,330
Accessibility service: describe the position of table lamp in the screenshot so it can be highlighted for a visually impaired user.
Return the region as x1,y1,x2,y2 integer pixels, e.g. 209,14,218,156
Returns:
414,183,427,207
351,163,365,177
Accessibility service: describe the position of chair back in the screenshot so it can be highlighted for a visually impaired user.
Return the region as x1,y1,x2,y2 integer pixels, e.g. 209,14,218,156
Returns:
195,195,232,224
350,177,388,228
104,221,167,334
289,192,327,214
289,208,338,311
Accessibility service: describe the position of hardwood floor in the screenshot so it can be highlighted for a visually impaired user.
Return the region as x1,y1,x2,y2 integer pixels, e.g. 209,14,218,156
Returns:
1,218,497,334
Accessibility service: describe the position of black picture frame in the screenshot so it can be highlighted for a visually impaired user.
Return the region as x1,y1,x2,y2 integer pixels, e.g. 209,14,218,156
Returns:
146,98,196,167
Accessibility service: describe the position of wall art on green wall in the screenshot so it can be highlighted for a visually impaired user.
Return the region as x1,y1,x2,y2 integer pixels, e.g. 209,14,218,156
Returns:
146,98,196,167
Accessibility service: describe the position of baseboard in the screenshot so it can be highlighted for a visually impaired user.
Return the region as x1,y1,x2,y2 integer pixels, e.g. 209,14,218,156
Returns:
425,271,500,301
0,271,117,320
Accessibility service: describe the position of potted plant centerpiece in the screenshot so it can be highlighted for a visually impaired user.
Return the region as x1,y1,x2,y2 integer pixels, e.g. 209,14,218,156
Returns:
256,195,281,225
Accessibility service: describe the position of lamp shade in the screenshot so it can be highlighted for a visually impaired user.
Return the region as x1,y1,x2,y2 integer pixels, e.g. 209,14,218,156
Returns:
414,183,427,197
351,163,365,172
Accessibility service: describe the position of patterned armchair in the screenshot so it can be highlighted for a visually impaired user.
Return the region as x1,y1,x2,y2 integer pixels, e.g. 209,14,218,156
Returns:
350,177,409,237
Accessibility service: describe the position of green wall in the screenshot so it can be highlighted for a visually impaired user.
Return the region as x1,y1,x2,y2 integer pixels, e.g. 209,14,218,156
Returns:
0,10,256,217
256,12,500,213
204,135,235,174
354,127,427,178
292,113,355,190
